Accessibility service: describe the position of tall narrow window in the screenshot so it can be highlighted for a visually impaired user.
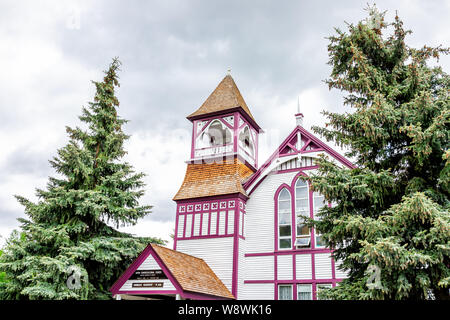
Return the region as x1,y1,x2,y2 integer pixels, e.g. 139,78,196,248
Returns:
297,284,312,300
278,188,292,249
295,179,310,248
278,285,293,300
313,191,327,248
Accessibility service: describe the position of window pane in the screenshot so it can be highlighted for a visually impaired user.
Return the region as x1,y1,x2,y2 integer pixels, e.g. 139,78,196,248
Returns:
279,212,291,225
316,234,326,247
317,284,332,300
296,179,307,188
297,284,312,300
279,200,291,212
279,189,290,201
314,194,326,212
279,285,292,300
279,238,291,249
295,237,310,247
296,200,309,214
296,223,310,236
279,225,291,237
296,186,308,199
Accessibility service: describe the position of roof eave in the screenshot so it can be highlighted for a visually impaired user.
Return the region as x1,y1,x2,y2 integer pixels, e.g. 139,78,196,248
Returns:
187,106,262,132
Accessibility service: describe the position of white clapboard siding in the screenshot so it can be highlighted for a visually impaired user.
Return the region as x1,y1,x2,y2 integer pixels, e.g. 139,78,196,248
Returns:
243,256,274,280
240,283,274,300
219,211,226,235
177,215,185,238
176,237,234,291
296,254,312,280
245,171,299,254
201,213,209,236
185,215,192,237
227,210,234,234
315,253,333,279
120,253,176,291
237,238,246,299
193,213,201,236
239,211,244,236
277,255,293,280
334,259,348,279
210,212,217,235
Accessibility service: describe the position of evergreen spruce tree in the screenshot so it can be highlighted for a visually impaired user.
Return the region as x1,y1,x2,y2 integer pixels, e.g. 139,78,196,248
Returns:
307,6,449,300
0,58,164,299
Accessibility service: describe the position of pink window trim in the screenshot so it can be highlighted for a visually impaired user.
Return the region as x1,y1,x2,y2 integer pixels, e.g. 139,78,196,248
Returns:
274,183,292,252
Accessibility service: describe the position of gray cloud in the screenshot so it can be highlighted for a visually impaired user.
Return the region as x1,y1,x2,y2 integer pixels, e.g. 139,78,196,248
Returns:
0,0,448,241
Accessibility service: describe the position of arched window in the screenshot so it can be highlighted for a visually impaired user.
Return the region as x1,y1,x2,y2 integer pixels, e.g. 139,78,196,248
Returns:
238,126,254,157
295,179,310,248
278,188,292,249
196,120,232,148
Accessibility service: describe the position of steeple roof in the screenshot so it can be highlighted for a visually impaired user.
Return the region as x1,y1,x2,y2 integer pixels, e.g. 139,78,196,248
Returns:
187,74,256,123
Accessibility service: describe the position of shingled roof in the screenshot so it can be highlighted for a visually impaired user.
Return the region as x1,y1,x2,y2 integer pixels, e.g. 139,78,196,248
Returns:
152,244,234,299
187,74,256,122
173,158,254,201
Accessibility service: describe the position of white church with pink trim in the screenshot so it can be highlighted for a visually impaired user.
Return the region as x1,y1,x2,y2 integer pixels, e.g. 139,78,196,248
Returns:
110,74,352,300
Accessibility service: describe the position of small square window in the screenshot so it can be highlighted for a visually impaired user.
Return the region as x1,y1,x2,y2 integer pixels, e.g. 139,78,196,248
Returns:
278,285,293,300
297,284,312,300
279,238,291,249
279,225,291,237
316,283,332,300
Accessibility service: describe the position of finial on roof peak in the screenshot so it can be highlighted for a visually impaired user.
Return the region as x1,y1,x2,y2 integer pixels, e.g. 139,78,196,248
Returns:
227,67,232,76
295,95,304,127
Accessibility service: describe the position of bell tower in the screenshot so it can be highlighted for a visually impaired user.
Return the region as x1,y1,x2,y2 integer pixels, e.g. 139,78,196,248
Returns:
187,74,261,169
173,74,261,299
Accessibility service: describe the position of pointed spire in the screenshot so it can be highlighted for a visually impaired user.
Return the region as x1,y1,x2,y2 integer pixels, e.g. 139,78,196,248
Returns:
187,74,256,123
295,95,304,127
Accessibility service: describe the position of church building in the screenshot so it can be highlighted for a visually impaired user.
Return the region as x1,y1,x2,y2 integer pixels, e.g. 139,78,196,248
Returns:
110,74,353,300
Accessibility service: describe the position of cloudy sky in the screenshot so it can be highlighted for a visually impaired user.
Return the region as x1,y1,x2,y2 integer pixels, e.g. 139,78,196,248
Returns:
0,0,449,248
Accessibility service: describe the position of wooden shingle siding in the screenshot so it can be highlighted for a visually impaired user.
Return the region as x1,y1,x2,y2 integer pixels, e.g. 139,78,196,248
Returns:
187,75,256,123
177,238,234,291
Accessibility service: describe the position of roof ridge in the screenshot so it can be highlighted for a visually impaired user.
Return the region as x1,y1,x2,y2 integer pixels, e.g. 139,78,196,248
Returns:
152,243,206,263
